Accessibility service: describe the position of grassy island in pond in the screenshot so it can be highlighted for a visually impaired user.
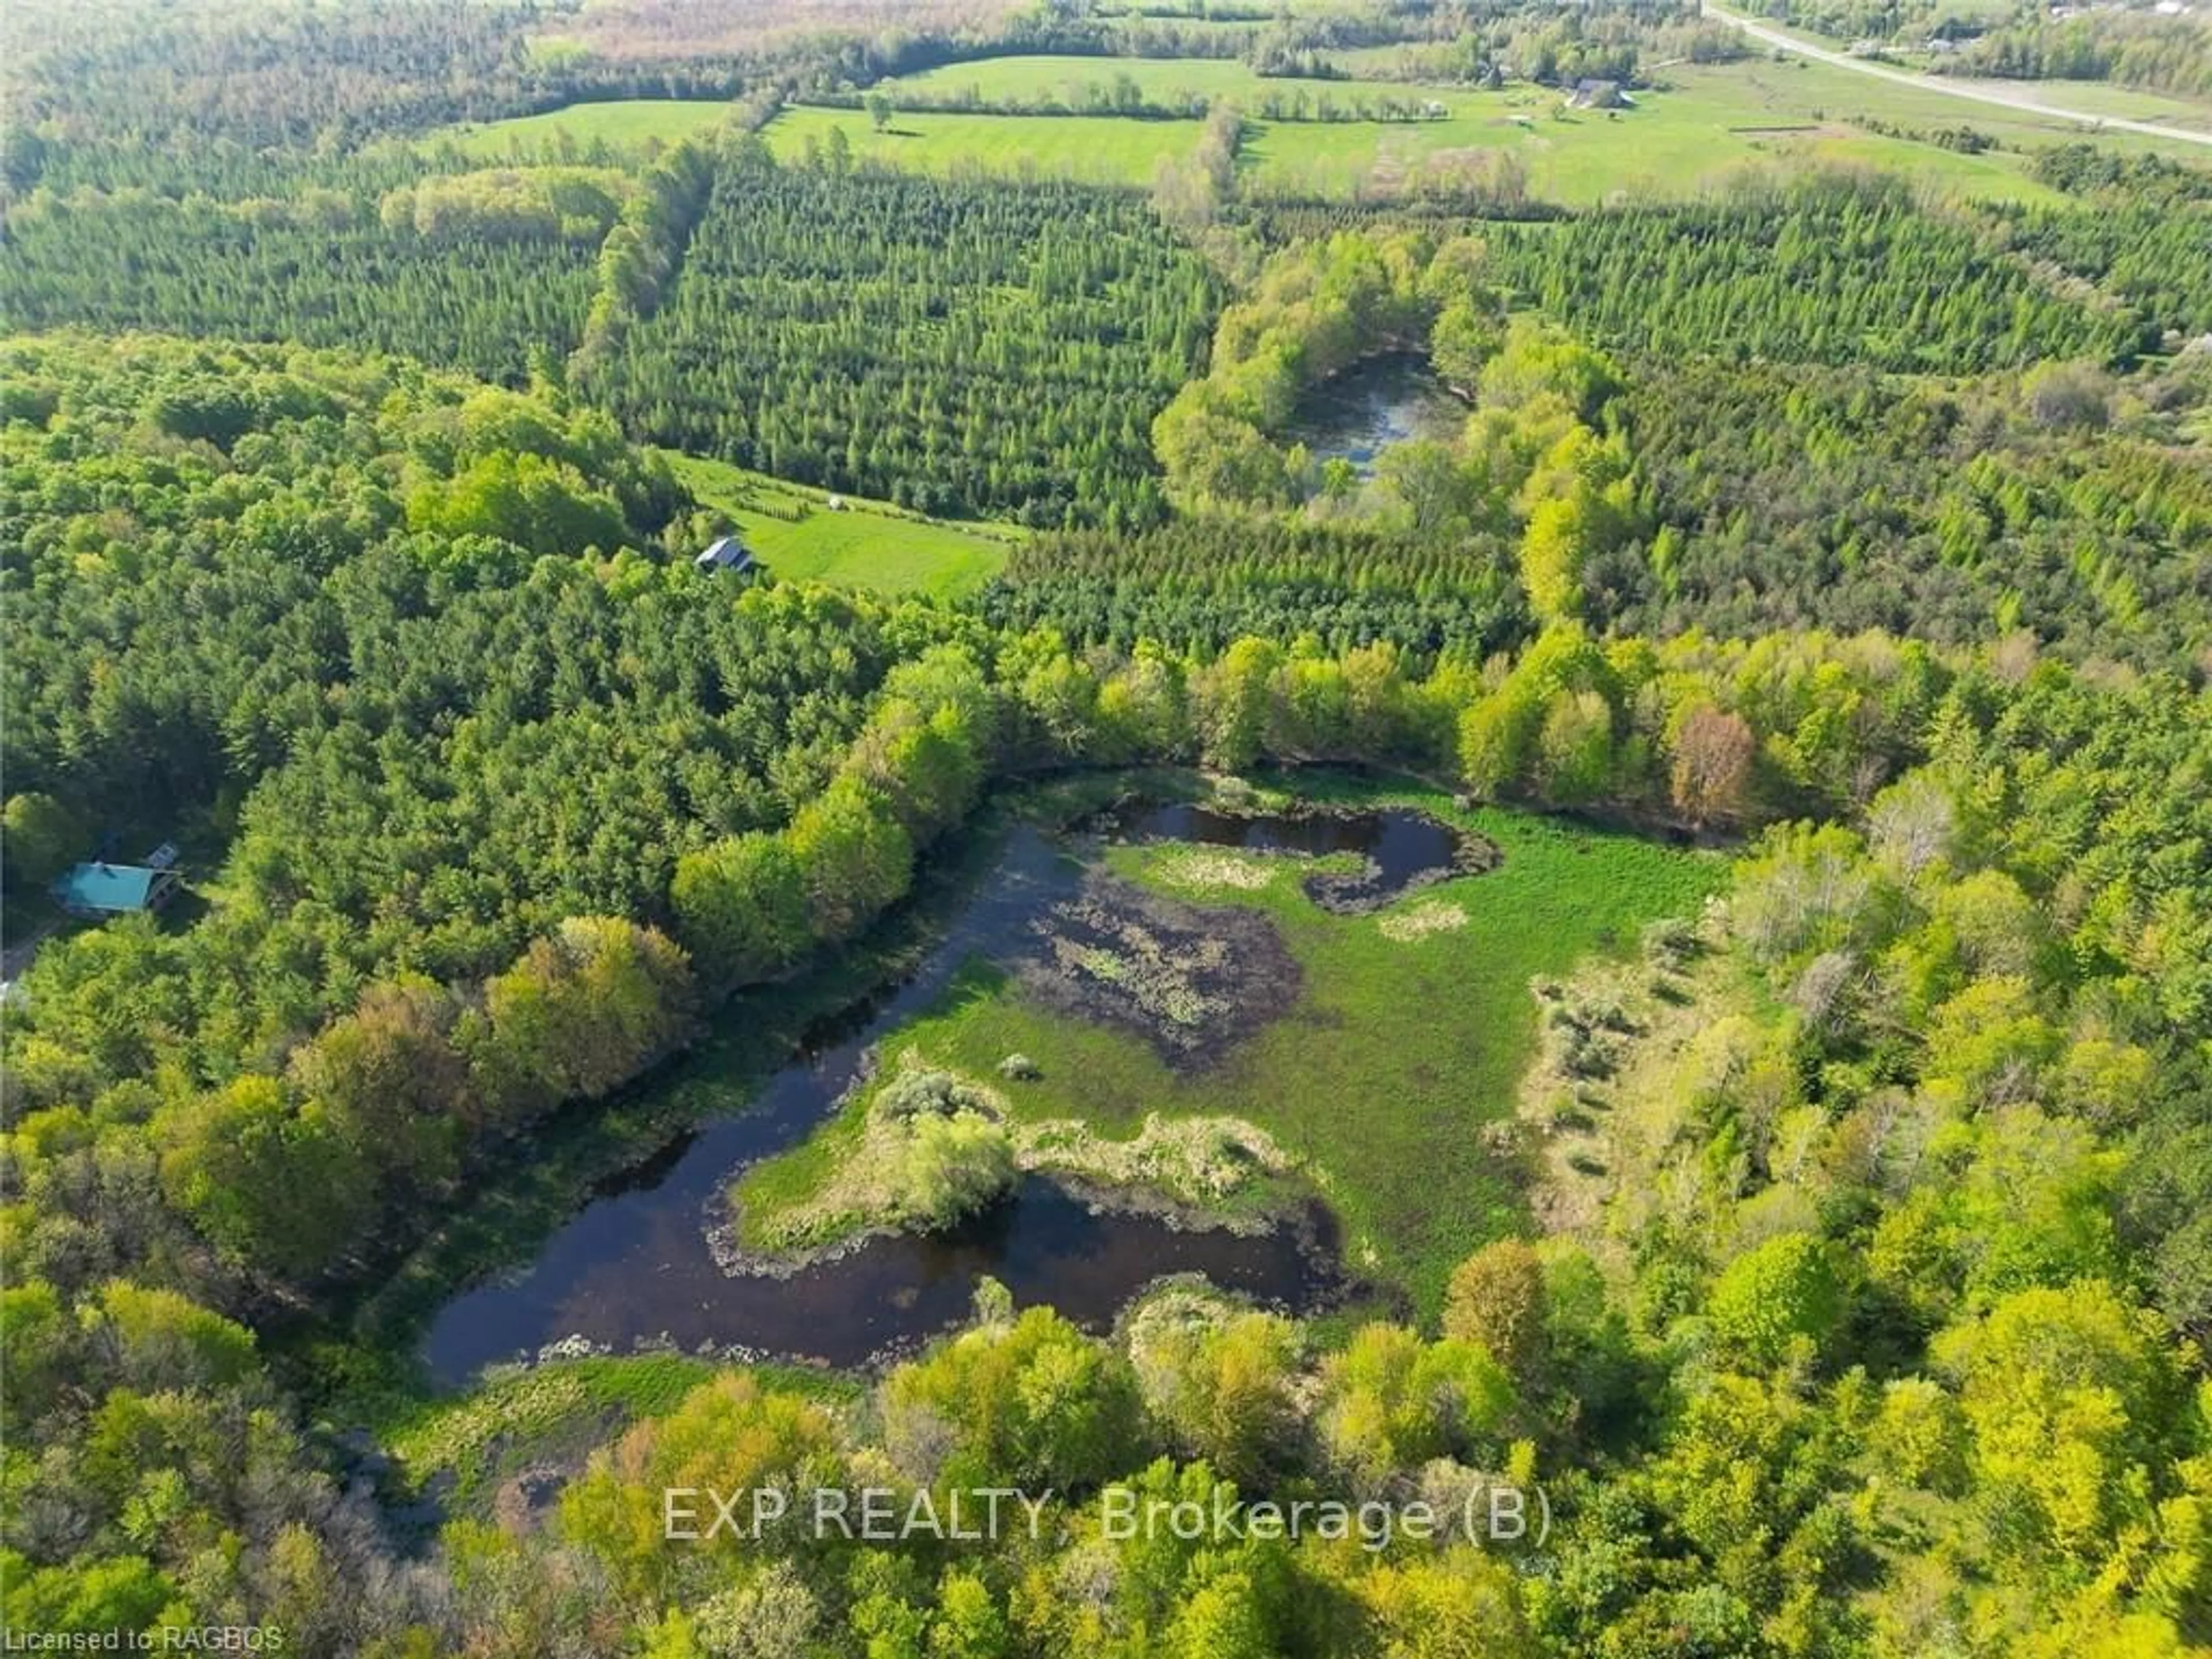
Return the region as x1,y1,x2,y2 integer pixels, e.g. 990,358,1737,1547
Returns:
734,777,1722,1316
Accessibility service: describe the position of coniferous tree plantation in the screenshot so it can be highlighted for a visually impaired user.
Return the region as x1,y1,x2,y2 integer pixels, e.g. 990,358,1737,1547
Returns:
0,193,602,385
3,2,2212,1656
587,154,1222,525
1481,177,2154,373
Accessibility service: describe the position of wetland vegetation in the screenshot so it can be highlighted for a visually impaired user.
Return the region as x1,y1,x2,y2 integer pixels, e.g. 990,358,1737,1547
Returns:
734,783,1718,1317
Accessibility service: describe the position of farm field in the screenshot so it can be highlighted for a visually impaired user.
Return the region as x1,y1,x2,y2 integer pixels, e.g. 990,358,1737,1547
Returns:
420,54,2208,203
1241,75,2064,203
1719,54,2212,155
1245,54,2164,202
738,778,1722,1317
665,451,1018,599
761,103,1204,185
420,97,734,158
769,56,2077,203
877,51,1452,109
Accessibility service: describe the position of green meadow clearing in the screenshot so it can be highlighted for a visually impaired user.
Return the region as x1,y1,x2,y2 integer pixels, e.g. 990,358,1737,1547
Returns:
878,52,1451,111
766,57,2074,203
738,778,1723,1320
665,452,1017,600
1934,74,2212,133
762,104,1203,187
421,97,734,158
418,51,2206,202
1688,51,2212,159
1243,62,2073,204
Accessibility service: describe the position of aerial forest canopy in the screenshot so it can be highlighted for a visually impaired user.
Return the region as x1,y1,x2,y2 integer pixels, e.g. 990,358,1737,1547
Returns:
2,1,2212,1656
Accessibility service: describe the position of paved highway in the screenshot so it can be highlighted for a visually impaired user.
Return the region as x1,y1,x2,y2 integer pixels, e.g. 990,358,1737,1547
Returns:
1702,1,2212,149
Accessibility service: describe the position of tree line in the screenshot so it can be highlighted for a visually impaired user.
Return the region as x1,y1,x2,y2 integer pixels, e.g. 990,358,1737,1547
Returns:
804,79,1458,124
1942,10,2212,100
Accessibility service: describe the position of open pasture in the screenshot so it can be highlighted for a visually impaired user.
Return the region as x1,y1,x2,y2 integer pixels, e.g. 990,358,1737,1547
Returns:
877,51,1453,111
425,51,2206,203
666,452,1017,599
1243,62,2073,204
768,55,2075,204
762,104,1202,186
421,97,734,159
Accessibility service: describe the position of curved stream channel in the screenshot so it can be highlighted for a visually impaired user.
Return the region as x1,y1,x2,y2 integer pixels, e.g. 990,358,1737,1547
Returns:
422,802,1474,1385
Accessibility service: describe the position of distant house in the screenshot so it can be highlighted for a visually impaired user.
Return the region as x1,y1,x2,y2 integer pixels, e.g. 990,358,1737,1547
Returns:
1565,78,1631,110
54,860,181,918
693,535,755,574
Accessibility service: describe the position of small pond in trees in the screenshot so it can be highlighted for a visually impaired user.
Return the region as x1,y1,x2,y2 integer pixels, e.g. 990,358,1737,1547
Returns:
1281,353,1467,478
1104,800,1498,912
419,800,1480,1384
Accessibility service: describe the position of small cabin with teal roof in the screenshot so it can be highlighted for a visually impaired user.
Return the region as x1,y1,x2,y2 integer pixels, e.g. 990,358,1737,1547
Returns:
53,859,180,918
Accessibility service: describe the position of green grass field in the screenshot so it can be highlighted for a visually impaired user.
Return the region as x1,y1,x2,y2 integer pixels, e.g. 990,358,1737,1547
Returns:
421,98,734,160
422,52,2203,201
740,777,1721,1319
665,451,1017,600
1699,52,2212,159
1243,62,2079,204
766,56,2077,204
1931,74,2212,133
763,104,1201,187
878,52,1452,111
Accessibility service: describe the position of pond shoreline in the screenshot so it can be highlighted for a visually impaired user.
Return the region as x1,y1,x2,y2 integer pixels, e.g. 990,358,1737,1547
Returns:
328,764,1704,1402
400,781,1465,1386
1279,349,1469,477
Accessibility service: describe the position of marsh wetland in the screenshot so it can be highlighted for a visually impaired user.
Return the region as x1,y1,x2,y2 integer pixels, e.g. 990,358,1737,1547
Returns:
414,779,1716,1384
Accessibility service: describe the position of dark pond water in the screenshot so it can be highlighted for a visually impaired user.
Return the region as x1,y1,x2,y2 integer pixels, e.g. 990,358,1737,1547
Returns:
1115,801,1491,912
1282,353,1467,478
419,802,1468,1385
